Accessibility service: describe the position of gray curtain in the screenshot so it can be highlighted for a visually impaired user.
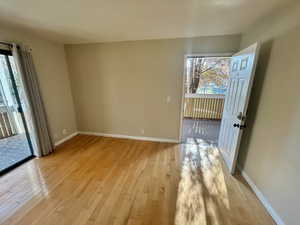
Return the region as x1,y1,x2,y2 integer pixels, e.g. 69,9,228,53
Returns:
12,45,54,156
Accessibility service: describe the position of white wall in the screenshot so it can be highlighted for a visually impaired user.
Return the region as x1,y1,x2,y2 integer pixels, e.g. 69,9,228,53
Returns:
239,2,300,225
65,35,241,140
0,24,77,144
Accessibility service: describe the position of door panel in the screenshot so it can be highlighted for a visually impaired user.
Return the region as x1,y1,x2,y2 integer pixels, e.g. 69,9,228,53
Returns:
0,53,34,174
218,43,260,174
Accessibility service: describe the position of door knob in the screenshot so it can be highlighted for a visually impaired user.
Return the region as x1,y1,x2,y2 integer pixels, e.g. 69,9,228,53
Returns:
233,123,246,129
240,124,246,129
237,112,245,121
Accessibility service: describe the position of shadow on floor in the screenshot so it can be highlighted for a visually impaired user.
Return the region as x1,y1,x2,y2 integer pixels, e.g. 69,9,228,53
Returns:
175,138,276,225
182,118,221,145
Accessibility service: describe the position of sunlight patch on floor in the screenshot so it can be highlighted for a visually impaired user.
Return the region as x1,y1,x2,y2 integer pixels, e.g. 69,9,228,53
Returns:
175,140,229,225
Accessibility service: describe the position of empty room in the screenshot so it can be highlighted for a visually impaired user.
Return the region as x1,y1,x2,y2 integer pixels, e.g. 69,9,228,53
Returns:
0,0,299,225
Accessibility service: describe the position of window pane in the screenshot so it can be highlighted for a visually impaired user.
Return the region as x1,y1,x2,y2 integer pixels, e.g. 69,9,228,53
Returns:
185,57,231,95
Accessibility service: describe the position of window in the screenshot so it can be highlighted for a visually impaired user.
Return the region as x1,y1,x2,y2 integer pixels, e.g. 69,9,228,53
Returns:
0,89,5,105
185,56,231,95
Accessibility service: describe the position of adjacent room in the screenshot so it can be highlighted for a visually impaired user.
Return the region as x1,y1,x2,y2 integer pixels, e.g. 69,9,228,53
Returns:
181,55,231,144
0,1,299,225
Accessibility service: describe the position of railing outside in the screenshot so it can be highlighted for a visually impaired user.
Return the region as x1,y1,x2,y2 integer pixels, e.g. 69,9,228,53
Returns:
0,105,17,139
184,94,225,120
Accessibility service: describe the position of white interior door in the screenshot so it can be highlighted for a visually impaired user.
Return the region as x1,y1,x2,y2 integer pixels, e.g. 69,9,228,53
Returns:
218,43,260,174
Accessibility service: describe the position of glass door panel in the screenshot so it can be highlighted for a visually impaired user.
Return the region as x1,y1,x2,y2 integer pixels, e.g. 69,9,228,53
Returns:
0,51,33,174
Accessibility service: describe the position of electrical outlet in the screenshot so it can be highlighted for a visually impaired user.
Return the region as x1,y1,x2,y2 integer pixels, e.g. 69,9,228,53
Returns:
62,129,68,135
54,133,58,139
141,129,145,135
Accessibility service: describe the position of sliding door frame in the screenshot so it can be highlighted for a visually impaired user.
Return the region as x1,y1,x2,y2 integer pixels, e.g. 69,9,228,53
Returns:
0,51,34,176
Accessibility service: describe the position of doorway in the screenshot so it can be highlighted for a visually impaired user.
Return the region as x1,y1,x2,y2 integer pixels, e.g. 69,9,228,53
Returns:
0,50,34,174
180,54,232,145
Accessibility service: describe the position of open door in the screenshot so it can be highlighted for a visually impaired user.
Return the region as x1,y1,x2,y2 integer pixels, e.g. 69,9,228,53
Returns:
218,43,260,174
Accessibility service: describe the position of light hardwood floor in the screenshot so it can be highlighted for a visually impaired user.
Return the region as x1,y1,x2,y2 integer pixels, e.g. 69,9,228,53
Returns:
0,135,275,225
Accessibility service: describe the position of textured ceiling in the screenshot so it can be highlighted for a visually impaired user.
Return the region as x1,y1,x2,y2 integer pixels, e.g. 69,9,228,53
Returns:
0,0,295,44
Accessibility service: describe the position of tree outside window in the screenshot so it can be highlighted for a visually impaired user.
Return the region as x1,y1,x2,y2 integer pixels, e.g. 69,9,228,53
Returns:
185,57,231,95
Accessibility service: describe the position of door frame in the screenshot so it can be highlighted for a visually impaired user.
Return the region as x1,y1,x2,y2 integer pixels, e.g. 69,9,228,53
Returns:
0,51,35,176
179,53,234,142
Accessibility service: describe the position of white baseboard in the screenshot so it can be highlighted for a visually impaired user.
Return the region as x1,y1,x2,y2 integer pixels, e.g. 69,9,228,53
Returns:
78,131,179,143
239,166,286,225
54,132,78,147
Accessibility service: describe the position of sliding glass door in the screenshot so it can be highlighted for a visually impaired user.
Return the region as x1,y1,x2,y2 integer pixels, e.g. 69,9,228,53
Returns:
0,50,34,175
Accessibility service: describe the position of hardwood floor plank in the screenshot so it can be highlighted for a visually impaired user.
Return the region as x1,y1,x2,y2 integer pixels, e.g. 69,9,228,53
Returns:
0,135,275,225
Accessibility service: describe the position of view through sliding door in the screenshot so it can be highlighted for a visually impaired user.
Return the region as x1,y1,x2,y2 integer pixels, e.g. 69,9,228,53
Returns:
0,50,34,175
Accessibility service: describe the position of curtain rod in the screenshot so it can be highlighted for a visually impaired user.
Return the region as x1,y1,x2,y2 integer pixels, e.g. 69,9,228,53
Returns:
0,41,13,47
0,42,31,51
